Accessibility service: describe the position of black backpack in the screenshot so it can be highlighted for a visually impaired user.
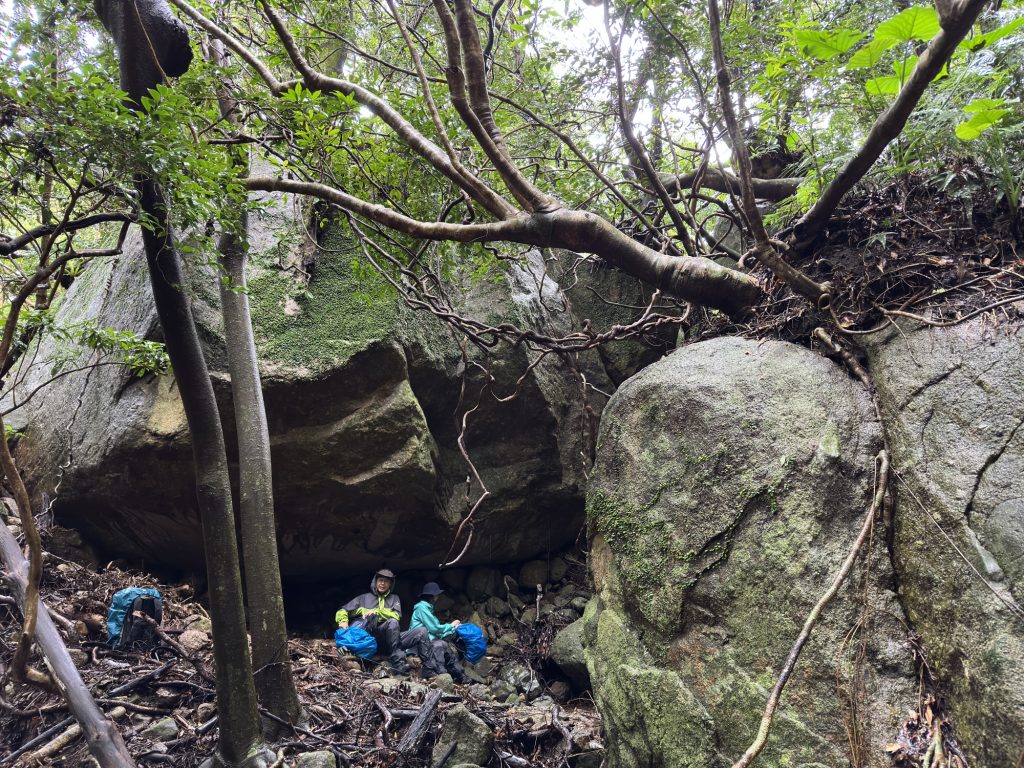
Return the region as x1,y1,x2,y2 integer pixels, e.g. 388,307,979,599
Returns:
117,595,162,649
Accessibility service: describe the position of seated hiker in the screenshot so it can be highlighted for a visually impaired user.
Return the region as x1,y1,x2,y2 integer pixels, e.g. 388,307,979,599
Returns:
409,581,467,683
335,568,435,677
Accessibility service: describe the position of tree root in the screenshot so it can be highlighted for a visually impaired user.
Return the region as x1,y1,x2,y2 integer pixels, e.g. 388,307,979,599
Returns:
730,450,889,768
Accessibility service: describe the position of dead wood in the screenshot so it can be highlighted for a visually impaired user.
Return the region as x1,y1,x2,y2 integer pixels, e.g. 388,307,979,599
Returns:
396,688,442,754
0,519,136,767
23,705,128,764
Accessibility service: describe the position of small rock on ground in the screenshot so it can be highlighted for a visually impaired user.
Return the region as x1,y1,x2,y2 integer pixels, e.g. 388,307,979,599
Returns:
295,751,337,768
141,717,179,741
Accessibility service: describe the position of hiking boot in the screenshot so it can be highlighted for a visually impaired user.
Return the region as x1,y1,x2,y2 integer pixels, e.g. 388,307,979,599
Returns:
390,660,411,676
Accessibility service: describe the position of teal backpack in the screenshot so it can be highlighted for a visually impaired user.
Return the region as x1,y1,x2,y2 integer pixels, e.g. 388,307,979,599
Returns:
106,587,162,649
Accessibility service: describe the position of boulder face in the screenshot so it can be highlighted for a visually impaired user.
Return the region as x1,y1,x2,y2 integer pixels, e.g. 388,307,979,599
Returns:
866,319,1024,767
7,204,609,576
585,337,917,767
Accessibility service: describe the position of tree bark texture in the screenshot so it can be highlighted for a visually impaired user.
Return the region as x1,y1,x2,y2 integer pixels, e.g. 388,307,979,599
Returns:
92,1,264,762
244,177,762,315
209,36,301,735
139,178,263,765
0,517,136,767
218,214,302,735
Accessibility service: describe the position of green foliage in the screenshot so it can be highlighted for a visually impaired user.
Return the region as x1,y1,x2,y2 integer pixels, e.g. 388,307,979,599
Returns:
956,98,1011,140
74,324,170,376
751,0,1024,216
21,310,169,376
1,0,1022,327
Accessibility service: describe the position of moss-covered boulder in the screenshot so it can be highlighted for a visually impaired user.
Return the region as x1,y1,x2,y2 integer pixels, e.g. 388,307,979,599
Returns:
6,197,605,576
586,337,916,767
866,319,1024,767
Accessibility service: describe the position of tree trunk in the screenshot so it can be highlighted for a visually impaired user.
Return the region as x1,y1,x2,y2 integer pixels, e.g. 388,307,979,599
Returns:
139,179,264,764
209,36,301,731
91,1,267,762
0,516,136,767
218,213,302,735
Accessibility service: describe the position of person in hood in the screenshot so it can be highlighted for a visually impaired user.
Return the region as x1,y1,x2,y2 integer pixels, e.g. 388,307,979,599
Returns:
409,582,467,683
335,569,435,676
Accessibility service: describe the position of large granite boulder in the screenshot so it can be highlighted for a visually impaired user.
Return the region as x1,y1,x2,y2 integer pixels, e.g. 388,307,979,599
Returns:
6,197,607,576
585,337,917,767
866,319,1024,767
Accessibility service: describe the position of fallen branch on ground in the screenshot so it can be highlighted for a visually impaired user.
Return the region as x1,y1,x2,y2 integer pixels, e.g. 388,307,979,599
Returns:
22,705,128,764
0,515,136,767
396,688,442,754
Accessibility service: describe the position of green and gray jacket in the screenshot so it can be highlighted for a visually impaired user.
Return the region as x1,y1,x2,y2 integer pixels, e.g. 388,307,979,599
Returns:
335,575,401,626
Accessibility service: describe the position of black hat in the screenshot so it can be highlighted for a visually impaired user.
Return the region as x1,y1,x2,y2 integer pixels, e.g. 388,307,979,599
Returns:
420,582,444,597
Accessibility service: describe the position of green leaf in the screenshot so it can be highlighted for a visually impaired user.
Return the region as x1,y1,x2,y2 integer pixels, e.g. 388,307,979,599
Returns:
847,37,896,69
865,74,901,95
795,28,865,60
875,6,940,44
963,97,1006,114
956,108,1010,139
959,16,1024,51
892,54,919,80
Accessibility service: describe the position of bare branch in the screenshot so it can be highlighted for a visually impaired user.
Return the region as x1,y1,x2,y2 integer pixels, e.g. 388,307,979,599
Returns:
450,0,555,212
661,169,801,202
792,0,990,251
0,213,135,257
170,0,286,94
708,0,829,304
383,0,515,219
246,175,762,313
604,1,696,256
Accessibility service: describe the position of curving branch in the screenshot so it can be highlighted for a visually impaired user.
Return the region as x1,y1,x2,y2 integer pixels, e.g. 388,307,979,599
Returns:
661,169,801,202
246,175,761,314
0,213,135,257
450,0,555,212
170,0,286,94
247,0,512,217
791,0,990,252
428,0,552,212
383,0,515,220
708,0,830,304
604,1,697,256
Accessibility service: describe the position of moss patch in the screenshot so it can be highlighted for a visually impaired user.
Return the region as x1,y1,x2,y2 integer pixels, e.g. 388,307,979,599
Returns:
247,230,398,373
583,596,716,768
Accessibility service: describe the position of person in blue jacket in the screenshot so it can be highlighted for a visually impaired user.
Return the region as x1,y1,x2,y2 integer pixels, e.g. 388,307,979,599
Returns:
409,582,467,683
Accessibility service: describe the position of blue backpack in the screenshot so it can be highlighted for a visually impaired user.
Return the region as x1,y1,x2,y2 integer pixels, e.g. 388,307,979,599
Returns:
454,623,487,663
106,587,162,649
335,626,377,659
